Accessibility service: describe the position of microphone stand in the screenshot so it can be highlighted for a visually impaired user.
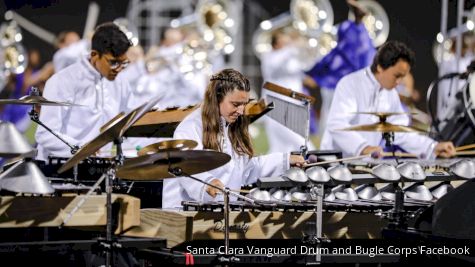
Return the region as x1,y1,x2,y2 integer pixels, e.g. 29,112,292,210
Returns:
168,167,255,264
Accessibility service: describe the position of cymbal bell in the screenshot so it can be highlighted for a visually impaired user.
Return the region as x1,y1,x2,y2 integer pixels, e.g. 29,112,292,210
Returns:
0,121,34,157
353,112,416,122
339,122,424,133
117,150,231,180
353,111,415,117
0,95,82,106
137,139,198,156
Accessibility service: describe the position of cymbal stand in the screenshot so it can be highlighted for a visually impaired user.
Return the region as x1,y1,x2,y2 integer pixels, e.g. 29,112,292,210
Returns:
103,137,125,267
169,167,255,264
60,137,124,267
382,131,406,229
28,87,79,155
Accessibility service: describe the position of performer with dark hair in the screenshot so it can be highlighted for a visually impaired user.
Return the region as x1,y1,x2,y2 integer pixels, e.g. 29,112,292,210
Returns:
321,41,455,158
36,22,133,160
162,68,305,209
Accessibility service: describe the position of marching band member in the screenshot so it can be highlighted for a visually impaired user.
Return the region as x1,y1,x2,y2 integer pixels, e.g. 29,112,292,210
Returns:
436,34,475,122
122,28,205,155
35,22,133,160
129,28,205,110
162,68,305,209
52,31,89,72
320,41,455,159
306,0,376,134
260,30,316,153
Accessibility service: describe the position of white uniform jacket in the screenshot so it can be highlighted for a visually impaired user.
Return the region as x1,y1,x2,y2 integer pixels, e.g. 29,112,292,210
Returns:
162,108,289,209
320,67,437,158
36,56,131,160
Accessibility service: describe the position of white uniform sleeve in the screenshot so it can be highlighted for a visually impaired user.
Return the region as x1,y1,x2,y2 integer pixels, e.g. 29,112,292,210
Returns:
243,152,289,185
35,76,82,155
262,47,302,80
173,121,214,202
326,81,372,156
389,92,437,158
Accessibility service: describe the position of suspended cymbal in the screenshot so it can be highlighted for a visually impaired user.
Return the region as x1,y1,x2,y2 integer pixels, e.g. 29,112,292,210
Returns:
58,111,138,173
0,159,55,194
339,122,424,132
58,96,162,173
117,150,231,180
122,94,164,136
0,121,34,157
0,95,82,106
137,139,198,156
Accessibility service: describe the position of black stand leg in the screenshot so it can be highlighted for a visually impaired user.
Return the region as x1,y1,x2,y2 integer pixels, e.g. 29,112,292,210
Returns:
382,131,407,229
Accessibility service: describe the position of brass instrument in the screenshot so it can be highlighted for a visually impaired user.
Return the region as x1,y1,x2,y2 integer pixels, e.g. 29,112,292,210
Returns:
113,17,140,46
348,0,389,47
0,20,27,76
252,0,335,67
253,0,390,67
161,0,236,75
432,21,474,65
0,20,22,47
170,0,237,55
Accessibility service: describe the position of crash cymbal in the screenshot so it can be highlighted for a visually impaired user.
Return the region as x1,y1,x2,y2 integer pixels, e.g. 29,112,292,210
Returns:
339,122,423,132
58,109,140,173
122,94,163,136
116,150,231,180
137,139,198,156
0,95,81,106
0,121,34,157
58,97,162,173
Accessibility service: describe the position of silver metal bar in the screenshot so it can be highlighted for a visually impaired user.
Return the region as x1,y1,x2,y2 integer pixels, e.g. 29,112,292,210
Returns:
61,173,106,226
455,0,464,74
438,0,448,72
